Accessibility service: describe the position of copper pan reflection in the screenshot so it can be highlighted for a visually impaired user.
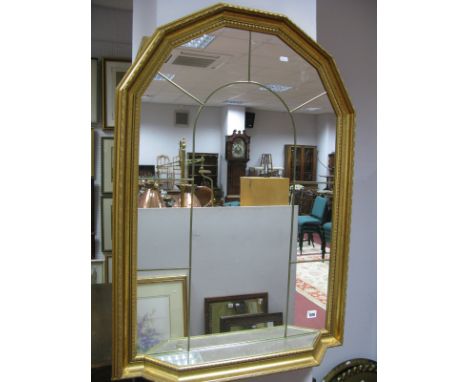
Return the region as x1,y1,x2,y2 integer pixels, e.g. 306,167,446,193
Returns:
171,192,201,208
138,183,163,208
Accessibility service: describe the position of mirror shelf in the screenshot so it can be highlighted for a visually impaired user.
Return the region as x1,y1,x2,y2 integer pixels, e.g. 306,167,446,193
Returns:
144,326,320,367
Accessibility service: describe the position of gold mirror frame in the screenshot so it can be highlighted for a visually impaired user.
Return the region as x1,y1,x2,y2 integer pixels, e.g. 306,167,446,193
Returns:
112,3,355,381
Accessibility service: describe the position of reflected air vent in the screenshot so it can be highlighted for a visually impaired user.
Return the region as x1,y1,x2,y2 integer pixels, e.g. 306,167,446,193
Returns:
167,51,229,69
175,110,189,127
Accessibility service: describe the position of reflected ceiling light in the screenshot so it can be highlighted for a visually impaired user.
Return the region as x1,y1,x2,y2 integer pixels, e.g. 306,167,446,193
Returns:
259,84,292,93
182,34,215,49
223,99,245,105
279,56,289,62
306,107,321,111
154,73,175,81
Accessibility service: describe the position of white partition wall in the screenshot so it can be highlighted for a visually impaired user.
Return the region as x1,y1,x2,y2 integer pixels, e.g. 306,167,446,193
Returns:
138,206,297,335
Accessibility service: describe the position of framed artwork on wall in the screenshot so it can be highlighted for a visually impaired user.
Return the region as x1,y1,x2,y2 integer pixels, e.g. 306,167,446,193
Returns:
105,253,112,283
91,58,98,124
220,312,283,333
101,195,113,252
137,276,188,354
91,128,95,178
102,58,131,129
101,137,114,194
91,259,105,284
204,292,268,334
91,178,95,259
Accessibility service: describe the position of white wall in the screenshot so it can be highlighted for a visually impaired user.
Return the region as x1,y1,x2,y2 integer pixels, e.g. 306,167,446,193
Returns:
247,109,318,170
139,103,224,168
224,106,246,136
156,0,316,38
316,113,336,190
139,103,323,193
132,0,316,59
155,0,316,38
138,206,297,336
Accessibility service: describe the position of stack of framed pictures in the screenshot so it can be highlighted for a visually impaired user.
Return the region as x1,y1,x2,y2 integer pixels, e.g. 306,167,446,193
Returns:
101,136,114,257
204,293,283,334
220,312,283,333
91,57,131,283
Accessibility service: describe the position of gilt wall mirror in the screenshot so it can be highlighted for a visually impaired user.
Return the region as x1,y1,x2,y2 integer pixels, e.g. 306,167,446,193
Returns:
112,4,354,381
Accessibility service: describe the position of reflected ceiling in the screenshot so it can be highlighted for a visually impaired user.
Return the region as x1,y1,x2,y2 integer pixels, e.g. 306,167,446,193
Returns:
142,28,333,114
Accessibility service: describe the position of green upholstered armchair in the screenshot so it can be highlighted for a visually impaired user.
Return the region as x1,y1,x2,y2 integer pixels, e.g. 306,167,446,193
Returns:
297,195,328,255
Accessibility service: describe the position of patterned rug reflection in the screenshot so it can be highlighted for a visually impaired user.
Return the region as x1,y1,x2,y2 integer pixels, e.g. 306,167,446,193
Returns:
296,243,329,310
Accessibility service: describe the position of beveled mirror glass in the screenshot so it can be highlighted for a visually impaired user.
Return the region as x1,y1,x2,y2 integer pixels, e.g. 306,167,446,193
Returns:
113,4,354,382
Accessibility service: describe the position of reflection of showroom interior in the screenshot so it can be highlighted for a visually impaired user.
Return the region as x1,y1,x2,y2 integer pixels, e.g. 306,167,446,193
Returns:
91,1,376,382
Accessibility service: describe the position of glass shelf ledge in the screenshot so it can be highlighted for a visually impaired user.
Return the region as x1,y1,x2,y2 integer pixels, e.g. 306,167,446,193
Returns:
144,325,320,367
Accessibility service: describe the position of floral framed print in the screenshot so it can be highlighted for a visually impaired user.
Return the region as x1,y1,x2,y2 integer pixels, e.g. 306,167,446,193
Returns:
91,58,98,124
137,276,187,354
101,137,114,194
102,58,131,129
101,195,113,252
91,259,105,284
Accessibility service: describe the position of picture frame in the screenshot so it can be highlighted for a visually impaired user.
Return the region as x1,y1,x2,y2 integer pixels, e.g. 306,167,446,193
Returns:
139,165,156,180
91,128,95,178
101,195,113,252
204,292,268,334
91,259,105,284
105,253,112,283
91,178,95,259
101,137,114,194
220,312,283,333
91,58,98,124
102,58,131,129
137,276,188,353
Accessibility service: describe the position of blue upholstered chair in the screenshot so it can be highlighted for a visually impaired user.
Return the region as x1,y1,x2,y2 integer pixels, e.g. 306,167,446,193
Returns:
224,201,240,207
298,195,328,254
321,222,332,258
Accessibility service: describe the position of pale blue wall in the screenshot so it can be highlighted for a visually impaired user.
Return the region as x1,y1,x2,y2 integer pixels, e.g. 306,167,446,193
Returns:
313,1,377,380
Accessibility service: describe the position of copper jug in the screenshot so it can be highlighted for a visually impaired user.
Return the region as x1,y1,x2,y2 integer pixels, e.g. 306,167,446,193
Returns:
172,192,201,208
138,183,163,208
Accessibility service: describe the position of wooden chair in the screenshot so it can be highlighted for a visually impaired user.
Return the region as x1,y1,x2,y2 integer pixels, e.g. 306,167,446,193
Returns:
320,221,332,258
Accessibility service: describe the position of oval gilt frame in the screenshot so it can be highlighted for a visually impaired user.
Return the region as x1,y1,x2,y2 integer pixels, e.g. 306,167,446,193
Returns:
112,3,355,381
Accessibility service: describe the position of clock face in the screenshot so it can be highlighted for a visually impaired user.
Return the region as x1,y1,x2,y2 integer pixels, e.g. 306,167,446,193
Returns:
232,138,246,159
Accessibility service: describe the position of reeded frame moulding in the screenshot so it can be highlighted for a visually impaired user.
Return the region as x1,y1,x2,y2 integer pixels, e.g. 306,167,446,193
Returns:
112,3,355,381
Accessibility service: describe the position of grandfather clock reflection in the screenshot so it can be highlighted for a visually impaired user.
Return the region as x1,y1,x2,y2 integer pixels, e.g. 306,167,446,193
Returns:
225,130,250,199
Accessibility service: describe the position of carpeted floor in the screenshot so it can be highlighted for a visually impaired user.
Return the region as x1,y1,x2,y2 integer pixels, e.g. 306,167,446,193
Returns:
296,254,329,309
294,236,329,329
